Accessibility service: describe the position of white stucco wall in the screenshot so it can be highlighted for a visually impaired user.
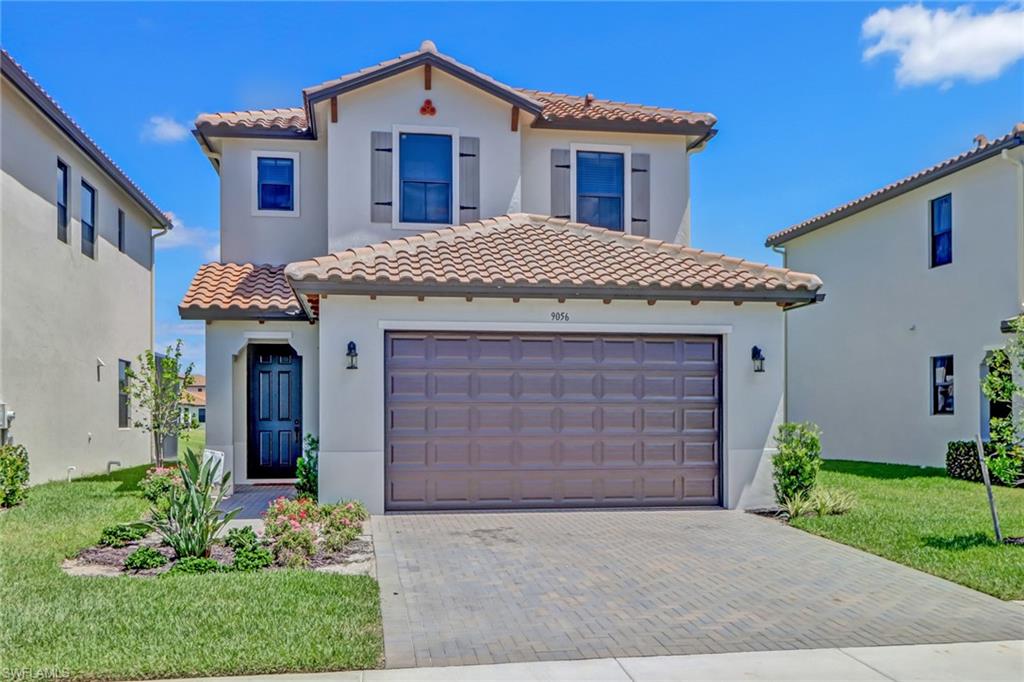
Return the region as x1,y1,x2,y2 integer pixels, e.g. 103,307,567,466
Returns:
316,295,786,513
204,320,320,486
783,154,1022,467
1,79,155,482
210,67,698,266
217,136,328,265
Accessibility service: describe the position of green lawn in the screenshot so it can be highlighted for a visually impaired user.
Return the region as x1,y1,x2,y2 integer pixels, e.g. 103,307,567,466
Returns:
790,460,1024,600
177,427,206,459
0,466,381,680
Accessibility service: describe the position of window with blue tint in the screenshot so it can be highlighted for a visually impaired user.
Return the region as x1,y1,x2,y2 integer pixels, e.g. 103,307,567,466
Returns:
930,194,952,267
81,180,96,259
257,157,294,211
577,151,624,230
399,133,452,224
931,355,954,415
57,160,69,242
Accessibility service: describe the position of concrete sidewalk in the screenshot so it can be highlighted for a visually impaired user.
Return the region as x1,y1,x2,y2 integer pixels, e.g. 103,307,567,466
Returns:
175,640,1023,681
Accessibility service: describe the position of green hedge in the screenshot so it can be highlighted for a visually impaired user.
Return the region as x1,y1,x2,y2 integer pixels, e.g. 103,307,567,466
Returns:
946,440,999,484
0,443,29,507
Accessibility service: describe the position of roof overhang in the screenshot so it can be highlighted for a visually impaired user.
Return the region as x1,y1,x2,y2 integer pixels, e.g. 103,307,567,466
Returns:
2,51,171,229
178,306,308,322
766,133,1023,247
302,52,545,140
531,116,715,138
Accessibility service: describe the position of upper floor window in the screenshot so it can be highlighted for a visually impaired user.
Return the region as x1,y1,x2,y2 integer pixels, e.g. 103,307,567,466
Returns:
399,132,452,224
81,180,96,259
930,194,952,267
252,151,299,217
576,150,624,231
117,209,126,253
57,160,69,243
118,359,131,428
931,355,954,415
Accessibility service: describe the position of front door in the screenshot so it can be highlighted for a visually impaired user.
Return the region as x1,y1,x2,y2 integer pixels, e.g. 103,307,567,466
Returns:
247,344,302,479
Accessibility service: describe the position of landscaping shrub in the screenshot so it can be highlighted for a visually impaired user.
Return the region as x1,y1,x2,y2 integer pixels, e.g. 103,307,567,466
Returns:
294,434,319,501
0,443,29,508
946,440,1005,484
99,523,147,548
225,525,259,552
231,544,273,572
146,449,238,558
272,525,318,568
981,348,1024,486
139,466,183,508
779,492,812,519
772,422,822,504
809,487,855,517
167,556,222,575
124,546,168,570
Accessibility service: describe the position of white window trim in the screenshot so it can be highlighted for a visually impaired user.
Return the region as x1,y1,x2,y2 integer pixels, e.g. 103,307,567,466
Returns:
391,124,460,231
569,142,632,234
251,150,301,218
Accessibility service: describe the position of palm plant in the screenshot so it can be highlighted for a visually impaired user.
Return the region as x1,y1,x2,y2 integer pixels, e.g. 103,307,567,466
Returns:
145,449,239,558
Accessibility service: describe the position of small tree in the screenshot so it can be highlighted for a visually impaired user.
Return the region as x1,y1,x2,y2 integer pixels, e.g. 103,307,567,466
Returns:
126,340,197,467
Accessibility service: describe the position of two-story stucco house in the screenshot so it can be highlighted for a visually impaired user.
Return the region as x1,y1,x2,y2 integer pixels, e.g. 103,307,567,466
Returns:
1,51,172,482
767,124,1024,467
181,41,822,513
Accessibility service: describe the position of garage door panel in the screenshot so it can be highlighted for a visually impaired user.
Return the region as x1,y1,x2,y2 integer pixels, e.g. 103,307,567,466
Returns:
385,332,721,510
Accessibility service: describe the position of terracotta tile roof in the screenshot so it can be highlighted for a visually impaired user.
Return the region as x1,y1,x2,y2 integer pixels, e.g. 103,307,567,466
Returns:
179,263,305,320
194,108,309,137
286,214,821,304
2,50,171,228
195,41,715,139
518,89,716,131
767,123,1024,246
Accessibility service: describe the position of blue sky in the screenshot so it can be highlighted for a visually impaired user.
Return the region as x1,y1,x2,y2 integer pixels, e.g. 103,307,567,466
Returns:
3,2,1022,372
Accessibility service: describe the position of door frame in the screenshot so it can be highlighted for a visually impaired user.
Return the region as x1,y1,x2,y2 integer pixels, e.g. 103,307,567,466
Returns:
246,343,303,480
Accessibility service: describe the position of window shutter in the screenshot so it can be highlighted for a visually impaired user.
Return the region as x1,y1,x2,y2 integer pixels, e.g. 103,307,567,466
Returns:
630,153,650,237
458,136,480,223
550,149,570,219
370,131,393,223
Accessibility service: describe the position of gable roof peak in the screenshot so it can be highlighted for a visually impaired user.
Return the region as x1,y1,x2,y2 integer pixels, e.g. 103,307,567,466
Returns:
419,39,437,54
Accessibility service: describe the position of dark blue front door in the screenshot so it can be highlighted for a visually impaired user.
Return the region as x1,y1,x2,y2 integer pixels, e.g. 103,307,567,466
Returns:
248,344,302,478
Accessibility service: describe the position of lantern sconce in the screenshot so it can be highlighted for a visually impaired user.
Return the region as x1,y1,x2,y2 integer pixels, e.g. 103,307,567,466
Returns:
751,346,766,373
346,341,358,370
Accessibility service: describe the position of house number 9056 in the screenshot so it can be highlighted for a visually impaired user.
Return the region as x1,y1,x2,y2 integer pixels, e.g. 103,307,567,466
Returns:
550,312,570,322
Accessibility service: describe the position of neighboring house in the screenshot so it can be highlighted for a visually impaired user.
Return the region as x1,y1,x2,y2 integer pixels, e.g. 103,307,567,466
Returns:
766,124,1024,467
181,374,207,424
0,51,172,482
181,41,822,512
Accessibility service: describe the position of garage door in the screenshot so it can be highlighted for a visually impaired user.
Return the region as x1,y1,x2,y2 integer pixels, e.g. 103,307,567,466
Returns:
385,331,721,510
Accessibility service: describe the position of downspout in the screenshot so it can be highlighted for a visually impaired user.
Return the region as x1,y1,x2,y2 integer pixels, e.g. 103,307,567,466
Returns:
149,223,170,461
999,148,1024,314
772,244,789,423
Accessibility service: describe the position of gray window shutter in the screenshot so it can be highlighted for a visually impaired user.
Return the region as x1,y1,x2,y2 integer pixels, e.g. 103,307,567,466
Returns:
551,149,570,219
458,137,480,223
370,131,393,223
630,153,650,237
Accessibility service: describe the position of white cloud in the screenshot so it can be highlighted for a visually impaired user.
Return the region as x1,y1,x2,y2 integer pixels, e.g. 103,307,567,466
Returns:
157,212,219,260
141,115,189,143
862,3,1024,88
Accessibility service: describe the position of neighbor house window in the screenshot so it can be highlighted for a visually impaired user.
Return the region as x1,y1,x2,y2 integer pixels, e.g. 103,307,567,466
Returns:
198,407,206,423
930,194,952,267
81,180,96,259
57,160,69,242
931,355,954,415
117,209,126,253
118,360,131,428
399,132,452,224
576,150,625,230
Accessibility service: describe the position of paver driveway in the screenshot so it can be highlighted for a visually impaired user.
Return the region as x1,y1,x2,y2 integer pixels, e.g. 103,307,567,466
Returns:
372,510,1024,669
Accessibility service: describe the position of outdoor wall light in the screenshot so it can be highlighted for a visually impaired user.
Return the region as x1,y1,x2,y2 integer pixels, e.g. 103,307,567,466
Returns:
346,341,358,370
751,346,766,373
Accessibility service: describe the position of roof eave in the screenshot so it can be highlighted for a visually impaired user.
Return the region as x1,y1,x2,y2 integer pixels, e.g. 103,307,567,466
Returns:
766,134,1024,247
531,116,716,138
1,52,171,229
287,279,821,306
192,124,314,141
178,306,308,322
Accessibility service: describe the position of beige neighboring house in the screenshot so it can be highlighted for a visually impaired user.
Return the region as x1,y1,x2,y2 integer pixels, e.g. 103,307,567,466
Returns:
766,124,1024,467
1,51,172,482
181,374,207,425
181,41,823,513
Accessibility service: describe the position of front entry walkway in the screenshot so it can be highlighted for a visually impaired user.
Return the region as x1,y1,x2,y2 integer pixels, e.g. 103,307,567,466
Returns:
373,510,1024,669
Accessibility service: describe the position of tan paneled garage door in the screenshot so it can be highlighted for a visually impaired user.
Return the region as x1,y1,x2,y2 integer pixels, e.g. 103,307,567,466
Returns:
385,331,721,510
